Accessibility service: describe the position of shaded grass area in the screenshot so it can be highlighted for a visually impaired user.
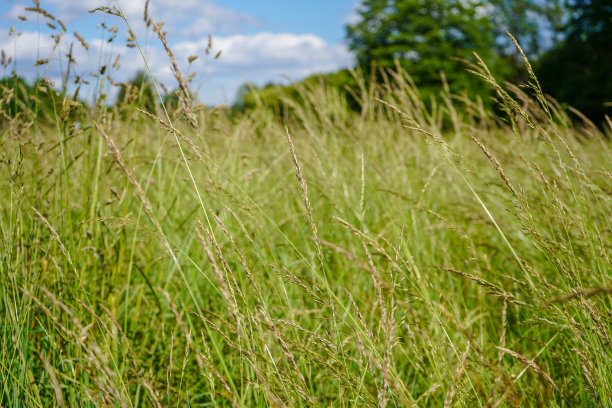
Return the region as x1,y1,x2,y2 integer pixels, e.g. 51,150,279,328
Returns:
1,34,611,408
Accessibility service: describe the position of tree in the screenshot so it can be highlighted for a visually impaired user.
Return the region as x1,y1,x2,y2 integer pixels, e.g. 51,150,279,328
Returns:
488,0,565,58
0,76,63,123
116,70,157,112
536,0,612,123
345,0,564,97
346,0,506,98
233,70,359,113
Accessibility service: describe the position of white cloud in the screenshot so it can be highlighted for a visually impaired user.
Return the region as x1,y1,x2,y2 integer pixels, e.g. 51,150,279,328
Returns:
1,28,353,105
177,32,352,75
151,0,257,35
344,1,362,26
2,0,257,36
1,2,354,105
172,32,353,104
0,30,57,62
24,0,112,22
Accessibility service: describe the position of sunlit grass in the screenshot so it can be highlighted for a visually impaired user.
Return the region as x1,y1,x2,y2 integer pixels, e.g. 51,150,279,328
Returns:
1,6,611,407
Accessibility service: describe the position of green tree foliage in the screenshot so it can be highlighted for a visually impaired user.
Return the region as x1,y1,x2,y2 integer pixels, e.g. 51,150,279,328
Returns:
489,0,565,58
0,76,61,123
346,0,505,98
233,69,358,113
537,0,612,123
116,70,157,112
345,0,564,98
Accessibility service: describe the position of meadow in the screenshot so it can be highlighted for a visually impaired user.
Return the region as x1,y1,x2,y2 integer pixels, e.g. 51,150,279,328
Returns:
1,7,611,407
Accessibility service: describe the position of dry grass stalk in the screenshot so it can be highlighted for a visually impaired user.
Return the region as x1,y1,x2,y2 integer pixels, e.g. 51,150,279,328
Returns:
432,266,504,294
94,122,160,233
195,219,237,316
260,311,312,402
412,383,440,405
469,134,520,199
160,289,205,370
211,211,263,304
198,351,241,408
221,204,256,246
489,297,510,406
31,207,75,272
143,0,150,25
443,343,470,408
436,302,484,357
136,108,203,159
363,241,387,320
352,328,382,371
25,6,56,21
75,300,162,407
547,286,612,303
379,300,397,408
136,108,172,132
505,31,551,118
39,352,67,408
273,264,324,304
496,346,559,392
167,333,174,403
201,222,245,307
331,216,397,267
152,22,197,130
191,311,240,351
348,294,414,404
285,127,321,257
345,289,369,337
572,348,605,406
579,297,611,345
22,289,130,406
485,384,517,408
272,318,335,350
94,121,190,288
317,238,374,274
74,31,89,50
497,297,508,366
178,334,191,401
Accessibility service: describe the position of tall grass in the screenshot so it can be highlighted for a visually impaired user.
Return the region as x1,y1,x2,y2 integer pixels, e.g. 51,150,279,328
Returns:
1,5,611,407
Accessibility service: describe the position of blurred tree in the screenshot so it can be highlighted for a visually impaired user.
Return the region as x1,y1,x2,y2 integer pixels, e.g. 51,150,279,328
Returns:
489,0,565,58
345,0,565,96
116,70,157,112
162,89,181,112
233,70,359,113
537,0,612,123
0,76,60,123
346,0,501,98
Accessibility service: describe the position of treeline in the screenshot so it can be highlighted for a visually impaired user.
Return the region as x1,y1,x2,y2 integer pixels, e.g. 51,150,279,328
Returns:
3,1,609,125
0,76,65,123
235,0,611,124
0,71,184,124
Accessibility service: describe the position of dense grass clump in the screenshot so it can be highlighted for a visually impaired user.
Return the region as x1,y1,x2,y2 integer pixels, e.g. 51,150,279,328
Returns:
1,11,611,408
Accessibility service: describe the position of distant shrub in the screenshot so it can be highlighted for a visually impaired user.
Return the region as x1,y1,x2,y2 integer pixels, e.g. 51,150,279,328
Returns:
115,70,157,113
233,69,359,114
0,76,62,123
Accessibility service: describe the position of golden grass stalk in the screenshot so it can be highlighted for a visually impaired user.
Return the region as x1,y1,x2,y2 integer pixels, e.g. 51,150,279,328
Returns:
469,134,520,200
152,22,197,130
547,286,612,303
285,127,321,257
31,207,75,271
496,346,559,392
443,343,470,408
39,352,67,408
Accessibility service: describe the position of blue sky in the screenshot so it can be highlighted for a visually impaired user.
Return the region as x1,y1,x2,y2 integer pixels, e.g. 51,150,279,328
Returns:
0,0,359,104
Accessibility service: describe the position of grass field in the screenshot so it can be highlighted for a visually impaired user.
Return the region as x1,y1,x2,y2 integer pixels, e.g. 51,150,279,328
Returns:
1,11,612,407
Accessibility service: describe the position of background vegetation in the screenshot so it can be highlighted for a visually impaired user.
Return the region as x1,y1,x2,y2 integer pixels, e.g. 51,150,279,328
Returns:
236,0,610,125
1,1,611,407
